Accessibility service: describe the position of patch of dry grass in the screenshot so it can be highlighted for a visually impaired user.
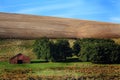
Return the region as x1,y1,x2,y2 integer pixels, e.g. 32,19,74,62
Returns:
0,39,36,61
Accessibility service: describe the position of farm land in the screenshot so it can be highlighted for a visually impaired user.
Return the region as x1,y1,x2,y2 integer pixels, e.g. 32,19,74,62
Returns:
0,39,120,80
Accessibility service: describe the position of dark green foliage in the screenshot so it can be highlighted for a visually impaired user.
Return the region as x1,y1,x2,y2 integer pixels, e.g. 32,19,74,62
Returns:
33,38,72,62
54,39,72,61
79,43,97,62
91,43,120,64
110,46,120,64
33,38,52,61
30,59,49,63
78,38,115,62
33,38,120,64
72,40,80,56
0,39,7,44
90,43,112,63
78,38,120,64
78,38,115,44
49,41,58,62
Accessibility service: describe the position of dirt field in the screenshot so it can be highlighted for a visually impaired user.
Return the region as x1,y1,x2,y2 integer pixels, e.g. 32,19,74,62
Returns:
0,12,120,39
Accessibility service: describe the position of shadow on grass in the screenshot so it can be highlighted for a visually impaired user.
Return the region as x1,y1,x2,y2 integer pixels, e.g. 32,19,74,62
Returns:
57,58,82,63
30,58,82,63
30,61,48,63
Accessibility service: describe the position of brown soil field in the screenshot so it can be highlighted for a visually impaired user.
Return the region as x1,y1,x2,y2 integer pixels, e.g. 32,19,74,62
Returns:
0,12,120,39
0,64,120,80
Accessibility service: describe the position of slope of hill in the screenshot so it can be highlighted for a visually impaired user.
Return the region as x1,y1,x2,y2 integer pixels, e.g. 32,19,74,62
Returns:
0,39,36,61
0,12,120,39
0,38,120,61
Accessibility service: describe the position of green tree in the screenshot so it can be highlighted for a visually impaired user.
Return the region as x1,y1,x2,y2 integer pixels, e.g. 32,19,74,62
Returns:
110,44,120,63
33,38,72,62
33,38,52,61
78,38,117,63
90,43,111,63
79,43,97,62
91,43,120,64
49,41,58,62
78,38,114,44
78,38,120,64
55,39,72,61
73,40,80,56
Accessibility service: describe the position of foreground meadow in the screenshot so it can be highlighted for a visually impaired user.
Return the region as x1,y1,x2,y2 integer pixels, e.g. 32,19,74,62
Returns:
0,62,120,80
0,39,120,80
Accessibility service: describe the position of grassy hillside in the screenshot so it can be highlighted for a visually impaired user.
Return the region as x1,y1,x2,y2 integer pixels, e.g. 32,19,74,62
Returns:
0,39,120,79
0,38,120,61
113,38,120,44
0,39,36,61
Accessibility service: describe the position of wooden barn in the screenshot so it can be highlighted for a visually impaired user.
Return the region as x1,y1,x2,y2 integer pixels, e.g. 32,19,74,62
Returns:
9,53,30,64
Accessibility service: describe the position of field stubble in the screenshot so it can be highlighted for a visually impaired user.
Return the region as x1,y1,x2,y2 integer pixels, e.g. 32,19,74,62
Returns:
0,62,120,80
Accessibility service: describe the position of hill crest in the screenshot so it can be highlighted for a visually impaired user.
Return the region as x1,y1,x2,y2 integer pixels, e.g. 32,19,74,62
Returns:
0,12,120,39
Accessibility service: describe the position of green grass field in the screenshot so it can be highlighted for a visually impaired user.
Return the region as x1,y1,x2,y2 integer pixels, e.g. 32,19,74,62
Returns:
0,62,120,79
0,39,120,79
0,61,92,69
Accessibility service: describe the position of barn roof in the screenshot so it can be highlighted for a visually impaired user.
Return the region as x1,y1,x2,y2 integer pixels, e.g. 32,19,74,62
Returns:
10,53,24,60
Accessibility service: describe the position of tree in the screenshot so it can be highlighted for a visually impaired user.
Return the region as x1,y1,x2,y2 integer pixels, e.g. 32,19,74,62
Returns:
72,40,80,56
90,43,111,63
78,38,119,63
79,43,97,62
55,39,72,61
33,38,72,62
49,41,58,62
78,38,115,44
91,43,120,64
78,38,120,64
33,37,52,61
110,47,120,64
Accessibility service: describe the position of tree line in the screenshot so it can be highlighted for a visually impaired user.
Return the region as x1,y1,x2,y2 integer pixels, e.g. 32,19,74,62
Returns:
33,38,120,64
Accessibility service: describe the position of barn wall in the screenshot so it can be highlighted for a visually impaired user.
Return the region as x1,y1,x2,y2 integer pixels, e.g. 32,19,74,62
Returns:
10,54,30,64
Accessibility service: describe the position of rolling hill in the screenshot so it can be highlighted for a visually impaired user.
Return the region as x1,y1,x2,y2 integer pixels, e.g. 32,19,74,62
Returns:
0,12,120,39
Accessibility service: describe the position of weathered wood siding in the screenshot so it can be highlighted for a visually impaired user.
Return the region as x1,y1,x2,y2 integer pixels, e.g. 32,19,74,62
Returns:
10,54,30,64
